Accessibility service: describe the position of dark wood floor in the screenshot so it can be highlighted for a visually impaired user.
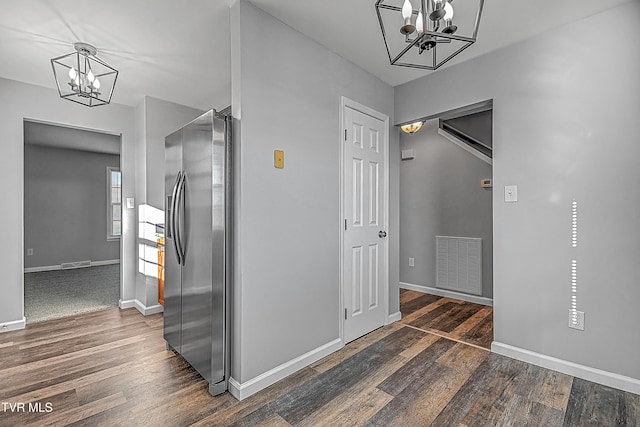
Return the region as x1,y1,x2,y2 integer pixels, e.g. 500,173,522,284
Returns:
399,289,494,349
0,296,638,426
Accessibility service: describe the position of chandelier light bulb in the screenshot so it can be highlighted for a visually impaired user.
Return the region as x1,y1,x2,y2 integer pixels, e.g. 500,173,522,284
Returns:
444,2,454,20
93,77,101,90
68,67,77,80
416,7,424,33
87,70,95,83
442,1,458,34
402,0,412,20
400,0,416,35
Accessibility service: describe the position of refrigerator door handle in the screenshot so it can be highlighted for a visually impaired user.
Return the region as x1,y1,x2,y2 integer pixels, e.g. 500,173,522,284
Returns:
170,171,183,265
175,171,187,265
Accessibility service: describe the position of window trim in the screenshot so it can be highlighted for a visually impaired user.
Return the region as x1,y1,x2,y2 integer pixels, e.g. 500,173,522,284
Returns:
107,166,122,241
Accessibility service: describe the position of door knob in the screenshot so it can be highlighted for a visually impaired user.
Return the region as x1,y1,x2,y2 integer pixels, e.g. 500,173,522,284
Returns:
379,230,387,238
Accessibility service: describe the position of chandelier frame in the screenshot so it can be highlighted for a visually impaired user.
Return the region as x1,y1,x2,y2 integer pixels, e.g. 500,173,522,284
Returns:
51,42,119,107
375,0,484,70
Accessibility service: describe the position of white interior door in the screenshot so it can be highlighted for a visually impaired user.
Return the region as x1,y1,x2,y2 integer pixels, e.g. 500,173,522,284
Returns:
343,103,388,343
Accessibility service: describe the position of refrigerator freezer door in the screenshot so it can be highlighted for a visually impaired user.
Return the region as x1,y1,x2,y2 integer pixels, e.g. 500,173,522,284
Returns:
180,111,215,383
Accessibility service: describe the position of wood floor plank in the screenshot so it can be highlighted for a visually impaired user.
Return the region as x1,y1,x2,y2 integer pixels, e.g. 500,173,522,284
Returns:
24,392,127,427
376,337,455,397
449,306,492,339
428,301,482,333
563,377,640,427
309,323,402,374
399,289,424,305
528,368,573,411
296,356,404,427
231,327,427,426
0,390,79,427
297,331,444,427
191,367,320,427
366,359,476,426
436,342,489,374
461,312,494,348
275,327,426,425
400,293,442,316
430,354,520,426
4,349,174,404
299,388,393,427
1,330,166,399
398,295,452,325
407,301,460,329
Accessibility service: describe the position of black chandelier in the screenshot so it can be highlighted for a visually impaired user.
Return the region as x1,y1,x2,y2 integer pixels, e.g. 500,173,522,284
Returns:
375,0,484,70
51,42,118,107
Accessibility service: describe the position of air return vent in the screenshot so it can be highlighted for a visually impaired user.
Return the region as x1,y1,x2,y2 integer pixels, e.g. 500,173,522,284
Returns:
436,236,482,296
61,260,91,270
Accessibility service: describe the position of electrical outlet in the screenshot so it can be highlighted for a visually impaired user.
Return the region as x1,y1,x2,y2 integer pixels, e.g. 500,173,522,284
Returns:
408,257,415,267
568,310,585,330
26,248,34,256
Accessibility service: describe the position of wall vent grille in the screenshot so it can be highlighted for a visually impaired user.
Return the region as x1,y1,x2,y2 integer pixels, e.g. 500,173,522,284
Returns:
436,236,482,296
61,260,91,270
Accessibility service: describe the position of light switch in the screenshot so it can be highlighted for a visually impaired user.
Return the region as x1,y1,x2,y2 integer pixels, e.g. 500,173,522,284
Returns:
504,185,518,202
274,150,284,169
126,198,135,209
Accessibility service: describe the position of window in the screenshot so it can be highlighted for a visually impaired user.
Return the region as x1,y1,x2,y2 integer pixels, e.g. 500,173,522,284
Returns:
108,167,122,240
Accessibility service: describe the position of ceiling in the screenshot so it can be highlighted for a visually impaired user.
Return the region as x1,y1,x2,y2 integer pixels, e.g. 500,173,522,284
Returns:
0,0,632,111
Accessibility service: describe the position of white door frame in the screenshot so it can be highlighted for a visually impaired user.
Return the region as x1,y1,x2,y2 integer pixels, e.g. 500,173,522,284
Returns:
339,96,390,343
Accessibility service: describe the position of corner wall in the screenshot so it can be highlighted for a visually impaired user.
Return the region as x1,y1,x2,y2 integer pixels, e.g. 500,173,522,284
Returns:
230,0,397,398
0,77,136,329
395,2,640,391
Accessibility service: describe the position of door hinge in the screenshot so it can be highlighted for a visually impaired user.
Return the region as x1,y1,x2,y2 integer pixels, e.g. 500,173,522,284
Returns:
345,219,347,231
345,308,347,320
344,129,347,141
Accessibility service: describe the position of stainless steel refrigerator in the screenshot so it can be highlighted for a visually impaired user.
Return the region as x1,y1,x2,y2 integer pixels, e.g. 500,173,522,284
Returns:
164,110,230,396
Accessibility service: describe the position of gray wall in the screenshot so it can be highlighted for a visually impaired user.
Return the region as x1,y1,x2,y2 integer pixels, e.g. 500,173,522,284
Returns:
133,96,203,307
396,2,640,381
0,77,136,326
231,0,398,385
24,145,120,268
400,120,493,298
144,96,203,209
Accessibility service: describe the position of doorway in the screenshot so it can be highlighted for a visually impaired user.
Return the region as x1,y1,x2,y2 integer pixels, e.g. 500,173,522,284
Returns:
23,120,122,323
341,97,390,343
398,100,494,341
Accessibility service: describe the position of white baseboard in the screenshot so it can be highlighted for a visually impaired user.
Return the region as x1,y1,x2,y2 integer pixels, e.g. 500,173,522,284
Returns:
134,300,164,316
0,317,26,333
492,342,640,396
229,338,343,400
119,299,136,309
400,282,493,307
386,311,401,324
25,259,120,273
